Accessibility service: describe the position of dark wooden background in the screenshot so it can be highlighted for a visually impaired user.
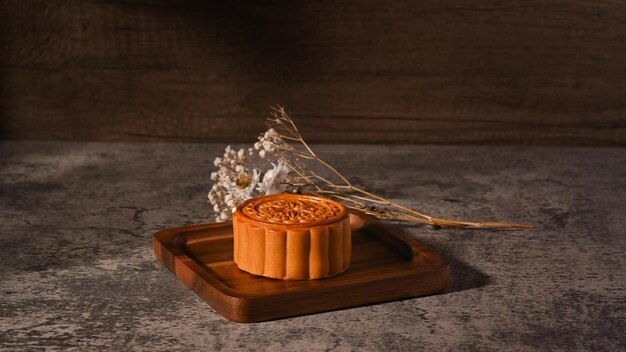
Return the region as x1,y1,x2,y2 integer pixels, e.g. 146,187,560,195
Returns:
1,0,625,145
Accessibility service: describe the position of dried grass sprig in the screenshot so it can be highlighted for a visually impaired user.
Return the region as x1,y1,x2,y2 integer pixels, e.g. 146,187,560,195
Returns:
264,106,531,229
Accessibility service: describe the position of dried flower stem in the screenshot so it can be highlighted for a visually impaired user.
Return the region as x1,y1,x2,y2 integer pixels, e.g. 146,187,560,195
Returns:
268,106,532,230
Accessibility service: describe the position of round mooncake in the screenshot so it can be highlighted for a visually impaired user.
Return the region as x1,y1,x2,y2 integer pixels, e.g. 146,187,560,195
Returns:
232,194,351,280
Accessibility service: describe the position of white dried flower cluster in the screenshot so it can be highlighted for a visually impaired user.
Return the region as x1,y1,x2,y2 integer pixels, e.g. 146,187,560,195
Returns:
254,128,285,160
208,133,295,221
207,145,259,221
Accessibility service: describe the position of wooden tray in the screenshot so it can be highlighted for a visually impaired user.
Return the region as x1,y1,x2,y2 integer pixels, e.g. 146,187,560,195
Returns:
153,211,449,323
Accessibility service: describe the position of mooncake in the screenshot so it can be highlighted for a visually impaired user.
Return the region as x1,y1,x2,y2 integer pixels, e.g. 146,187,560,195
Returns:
232,194,351,280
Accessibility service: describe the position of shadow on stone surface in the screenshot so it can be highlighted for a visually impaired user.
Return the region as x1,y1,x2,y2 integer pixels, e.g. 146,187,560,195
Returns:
361,219,492,294
397,231,492,294
443,256,491,293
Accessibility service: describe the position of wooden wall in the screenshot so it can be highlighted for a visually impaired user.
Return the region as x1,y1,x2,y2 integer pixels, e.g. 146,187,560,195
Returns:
1,0,625,145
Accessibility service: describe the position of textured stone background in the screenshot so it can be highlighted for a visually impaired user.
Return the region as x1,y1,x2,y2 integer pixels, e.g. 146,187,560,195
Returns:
1,141,624,351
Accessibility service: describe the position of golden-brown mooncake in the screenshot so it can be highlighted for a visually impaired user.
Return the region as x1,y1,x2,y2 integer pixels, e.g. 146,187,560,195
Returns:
232,194,351,280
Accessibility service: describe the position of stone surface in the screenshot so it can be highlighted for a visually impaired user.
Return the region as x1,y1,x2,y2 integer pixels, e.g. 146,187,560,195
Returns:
1,141,624,351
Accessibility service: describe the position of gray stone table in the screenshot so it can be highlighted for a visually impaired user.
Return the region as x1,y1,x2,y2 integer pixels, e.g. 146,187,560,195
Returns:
1,141,624,351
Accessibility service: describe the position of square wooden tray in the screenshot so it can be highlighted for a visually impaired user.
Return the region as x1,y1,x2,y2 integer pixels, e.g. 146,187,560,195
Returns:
153,211,449,323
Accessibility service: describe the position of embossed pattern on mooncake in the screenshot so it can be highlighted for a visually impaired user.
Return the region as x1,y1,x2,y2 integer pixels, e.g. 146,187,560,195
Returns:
242,197,343,224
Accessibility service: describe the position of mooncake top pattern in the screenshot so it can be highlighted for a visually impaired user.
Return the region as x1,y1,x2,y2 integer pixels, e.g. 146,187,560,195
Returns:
241,194,345,225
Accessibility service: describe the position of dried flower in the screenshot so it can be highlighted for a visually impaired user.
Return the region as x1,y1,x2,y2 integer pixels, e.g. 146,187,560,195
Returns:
207,106,532,229
257,161,290,195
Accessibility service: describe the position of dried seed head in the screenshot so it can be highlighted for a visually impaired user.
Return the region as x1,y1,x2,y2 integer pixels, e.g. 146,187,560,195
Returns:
236,173,252,189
